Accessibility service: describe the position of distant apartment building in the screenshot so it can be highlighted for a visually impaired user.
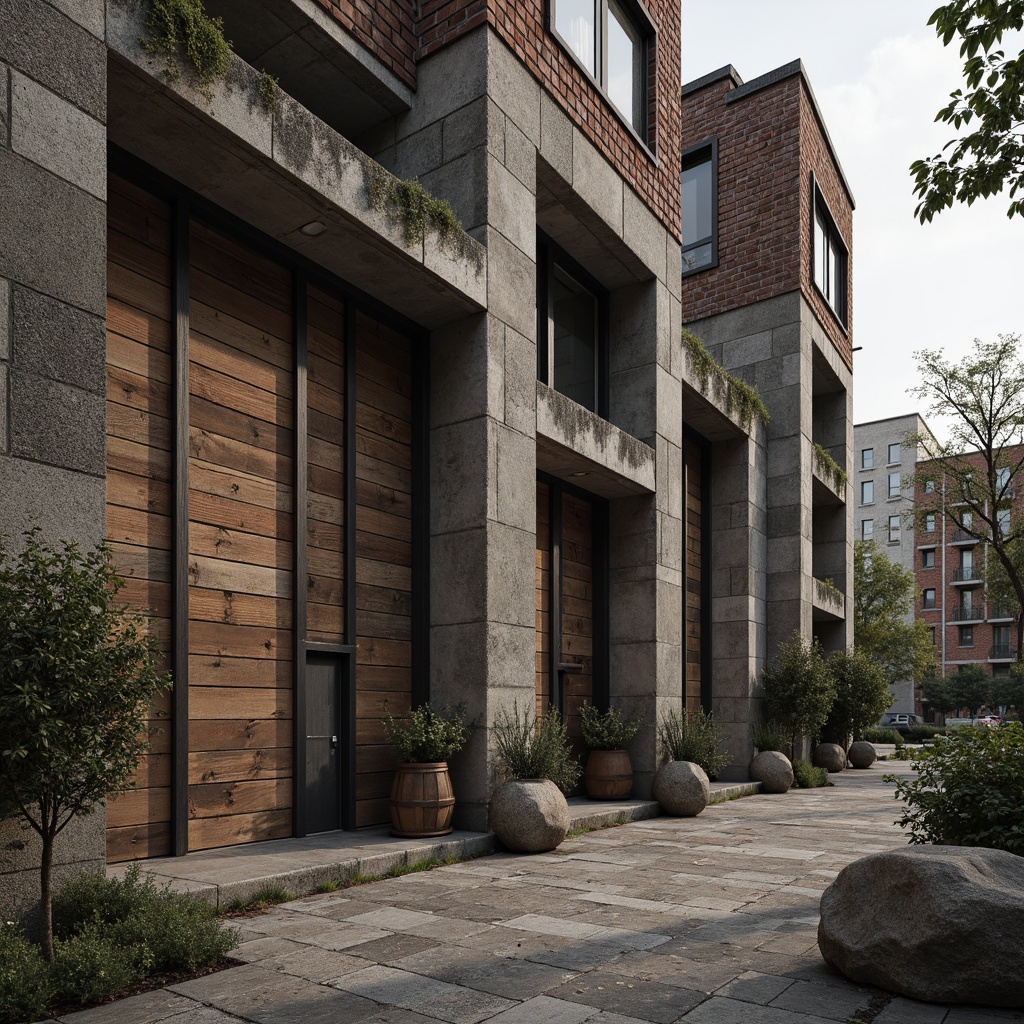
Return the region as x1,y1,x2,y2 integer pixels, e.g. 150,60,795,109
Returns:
853,414,934,712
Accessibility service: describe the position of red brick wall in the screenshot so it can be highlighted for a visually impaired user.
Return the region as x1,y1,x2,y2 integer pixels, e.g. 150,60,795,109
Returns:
679,71,854,370
316,0,419,89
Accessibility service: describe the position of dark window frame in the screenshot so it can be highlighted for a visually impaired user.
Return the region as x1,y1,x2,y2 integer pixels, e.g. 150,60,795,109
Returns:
537,232,610,418
958,624,974,648
861,479,874,504
810,173,848,327
861,448,873,469
548,0,657,154
922,548,935,569
680,137,718,277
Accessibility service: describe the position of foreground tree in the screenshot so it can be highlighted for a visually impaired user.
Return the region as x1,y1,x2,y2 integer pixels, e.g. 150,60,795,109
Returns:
950,664,994,717
761,634,836,758
823,649,893,747
921,672,959,718
854,540,935,691
911,336,1024,663
911,0,1024,221
0,529,170,960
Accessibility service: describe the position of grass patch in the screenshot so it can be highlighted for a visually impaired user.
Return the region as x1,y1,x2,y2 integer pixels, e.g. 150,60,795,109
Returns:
565,814,631,838
223,886,292,914
792,759,832,788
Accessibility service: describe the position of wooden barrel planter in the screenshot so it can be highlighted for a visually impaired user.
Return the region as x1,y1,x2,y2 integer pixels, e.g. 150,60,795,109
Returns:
583,749,633,799
390,762,456,837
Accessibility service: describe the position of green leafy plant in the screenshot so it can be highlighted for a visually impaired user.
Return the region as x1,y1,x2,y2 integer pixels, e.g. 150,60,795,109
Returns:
657,706,731,779
0,922,51,1024
812,442,848,491
823,648,893,747
886,722,1024,854
493,702,581,793
141,0,232,100
256,69,279,114
761,633,836,758
752,717,790,753
579,703,643,750
861,727,905,745
682,331,770,430
383,703,475,763
368,165,464,248
907,724,946,743
49,923,151,1007
792,759,831,788
0,529,172,960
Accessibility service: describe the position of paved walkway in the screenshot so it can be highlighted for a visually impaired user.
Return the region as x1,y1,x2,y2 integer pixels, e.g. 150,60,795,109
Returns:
63,765,1022,1024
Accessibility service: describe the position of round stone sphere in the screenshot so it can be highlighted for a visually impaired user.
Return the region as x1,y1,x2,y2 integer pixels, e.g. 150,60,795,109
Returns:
847,740,877,769
652,760,710,816
749,750,794,793
490,778,569,853
814,742,847,773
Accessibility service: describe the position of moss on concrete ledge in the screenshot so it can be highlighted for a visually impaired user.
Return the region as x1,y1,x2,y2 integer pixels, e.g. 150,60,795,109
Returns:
682,330,770,432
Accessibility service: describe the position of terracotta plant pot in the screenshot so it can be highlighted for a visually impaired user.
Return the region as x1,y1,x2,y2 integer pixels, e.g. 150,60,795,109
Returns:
583,749,633,799
390,762,455,837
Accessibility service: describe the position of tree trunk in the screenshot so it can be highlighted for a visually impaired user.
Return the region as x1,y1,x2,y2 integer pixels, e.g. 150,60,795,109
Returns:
40,831,54,962
1016,612,1023,664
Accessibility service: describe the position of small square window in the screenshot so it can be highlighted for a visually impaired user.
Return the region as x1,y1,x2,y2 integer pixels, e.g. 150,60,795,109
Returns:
922,549,935,569
861,480,874,505
861,448,873,469
888,442,901,464
888,471,901,498
888,515,900,543
813,180,847,324
923,588,936,610
681,142,717,275
959,625,974,648
861,519,873,541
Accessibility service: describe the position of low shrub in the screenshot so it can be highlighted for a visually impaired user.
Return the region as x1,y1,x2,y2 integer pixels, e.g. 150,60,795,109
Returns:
0,923,51,1024
751,718,790,754
906,724,945,743
887,722,1024,854
658,707,730,779
49,923,149,1007
493,702,581,793
861,728,904,745
792,759,830,788
382,703,474,764
580,703,643,751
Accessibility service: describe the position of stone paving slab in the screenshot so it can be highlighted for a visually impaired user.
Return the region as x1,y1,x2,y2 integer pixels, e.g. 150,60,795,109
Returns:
63,764,1024,1024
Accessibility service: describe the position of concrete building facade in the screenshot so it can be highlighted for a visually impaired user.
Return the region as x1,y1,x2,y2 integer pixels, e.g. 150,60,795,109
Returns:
1,3,852,923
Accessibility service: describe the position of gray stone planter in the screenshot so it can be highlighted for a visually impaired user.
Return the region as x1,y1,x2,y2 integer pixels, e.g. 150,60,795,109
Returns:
652,761,709,816
490,778,569,853
749,750,793,793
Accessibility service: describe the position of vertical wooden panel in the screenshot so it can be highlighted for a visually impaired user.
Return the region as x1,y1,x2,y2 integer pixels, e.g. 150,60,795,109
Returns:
561,492,594,759
536,481,551,720
354,312,414,828
105,174,175,862
684,435,703,713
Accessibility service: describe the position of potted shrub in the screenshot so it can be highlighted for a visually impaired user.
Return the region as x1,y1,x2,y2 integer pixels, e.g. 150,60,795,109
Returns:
653,707,731,816
490,702,581,853
383,703,474,838
579,702,644,799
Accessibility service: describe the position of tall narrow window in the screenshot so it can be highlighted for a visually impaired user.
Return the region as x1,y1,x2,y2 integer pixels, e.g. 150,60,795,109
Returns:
888,514,900,543
888,442,901,464
861,480,874,504
681,142,716,274
861,448,873,469
812,180,847,324
607,0,644,135
861,519,873,540
555,0,597,75
888,471,901,498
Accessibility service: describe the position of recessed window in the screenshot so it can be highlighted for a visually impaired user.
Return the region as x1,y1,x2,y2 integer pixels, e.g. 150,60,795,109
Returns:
924,512,935,533
681,141,717,275
922,548,935,569
999,508,1011,536
861,480,874,505
959,625,974,648
924,478,935,494
888,442,901,464
861,448,873,469
812,180,847,324
538,235,607,415
997,466,1012,497
923,588,936,610
888,472,901,498
551,0,654,143
861,519,873,541
888,514,900,543
929,626,937,645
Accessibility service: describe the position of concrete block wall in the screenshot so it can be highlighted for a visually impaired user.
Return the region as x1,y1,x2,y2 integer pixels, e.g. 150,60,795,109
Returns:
0,0,108,932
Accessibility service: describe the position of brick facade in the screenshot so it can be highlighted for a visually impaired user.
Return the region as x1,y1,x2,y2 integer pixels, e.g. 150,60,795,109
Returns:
679,65,854,370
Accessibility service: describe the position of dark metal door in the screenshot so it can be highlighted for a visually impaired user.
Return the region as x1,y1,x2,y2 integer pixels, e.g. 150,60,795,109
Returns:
305,654,340,833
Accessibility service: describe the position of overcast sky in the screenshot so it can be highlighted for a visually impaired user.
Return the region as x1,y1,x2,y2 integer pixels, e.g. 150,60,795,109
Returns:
680,1,1022,436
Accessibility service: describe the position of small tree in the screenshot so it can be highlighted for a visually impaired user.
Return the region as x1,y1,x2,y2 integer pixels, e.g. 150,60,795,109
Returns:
992,663,1024,716
0,529,170,961
823,649,893,748
761,634,836,758
950,664,993,717
921,673,958,718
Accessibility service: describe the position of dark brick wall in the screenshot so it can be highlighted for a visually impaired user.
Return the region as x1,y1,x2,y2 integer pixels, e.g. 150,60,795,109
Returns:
315,0,419,88
679,70,854,369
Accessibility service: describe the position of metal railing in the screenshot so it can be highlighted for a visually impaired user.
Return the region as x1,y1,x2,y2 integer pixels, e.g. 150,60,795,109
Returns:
951,528,980,543
952,567,981,583
989,644,1018,661
951,604,983,622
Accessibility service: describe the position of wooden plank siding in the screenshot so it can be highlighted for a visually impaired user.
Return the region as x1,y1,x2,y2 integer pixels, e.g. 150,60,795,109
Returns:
535,481,551,720
561,492,594,759
105,172,420,859
683,435,704,713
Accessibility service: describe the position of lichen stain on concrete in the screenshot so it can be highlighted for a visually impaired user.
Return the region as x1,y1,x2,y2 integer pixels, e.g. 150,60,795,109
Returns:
273,103,315,175
544,387,652,473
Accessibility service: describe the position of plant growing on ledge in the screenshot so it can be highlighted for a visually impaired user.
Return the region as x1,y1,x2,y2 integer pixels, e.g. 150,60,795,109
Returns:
368,165,464,249
141,0,232,100
256,69,279,115
813,442,848,492
580,703,644,799
657,706,730,779
681,331,770,430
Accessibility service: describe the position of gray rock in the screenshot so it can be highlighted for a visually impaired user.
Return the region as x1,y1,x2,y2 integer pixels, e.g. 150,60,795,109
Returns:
818,846,1024,1007
490,779,569,853
749,750,794,793
847,741,876,769
652,761,709,816
813,742,847,772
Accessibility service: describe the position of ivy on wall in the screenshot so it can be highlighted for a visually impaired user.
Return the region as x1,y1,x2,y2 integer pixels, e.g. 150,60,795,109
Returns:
681,331,770,431
813,442,849,492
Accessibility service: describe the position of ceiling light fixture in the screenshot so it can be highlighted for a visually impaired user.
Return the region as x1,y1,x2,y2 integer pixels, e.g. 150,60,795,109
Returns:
300,220,328,237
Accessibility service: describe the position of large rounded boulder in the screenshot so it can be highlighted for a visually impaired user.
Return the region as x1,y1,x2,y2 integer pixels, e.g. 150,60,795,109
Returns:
490,778,569,853
847,741,876,769
749,750,794,793
652,761,709,816
818,846,1024,1007
813,742,847,773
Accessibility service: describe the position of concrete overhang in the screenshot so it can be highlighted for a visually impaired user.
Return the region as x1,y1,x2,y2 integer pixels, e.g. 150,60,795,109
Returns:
106,1,486,330
812,578,845,622
536,383,655,498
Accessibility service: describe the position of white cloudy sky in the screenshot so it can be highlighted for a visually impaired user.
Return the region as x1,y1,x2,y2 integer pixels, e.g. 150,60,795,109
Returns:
680,0,1022,435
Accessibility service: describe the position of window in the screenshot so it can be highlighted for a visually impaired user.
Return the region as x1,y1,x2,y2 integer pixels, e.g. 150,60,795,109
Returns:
861,519,873,541
997,466,1011,494
929,626,937,645
812,181,847,323
888,472,901,498
861,480,874,505
888,442,901,465
999,507,1011,537
961,548,974,572
538,236,607,415
924,512,935,533
922,548,935,569
861,448,873,469
924,478,935,494
888,514,901,543
923,588,936,610
551,0,653,141
959,625,974,648
681,142,717,274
